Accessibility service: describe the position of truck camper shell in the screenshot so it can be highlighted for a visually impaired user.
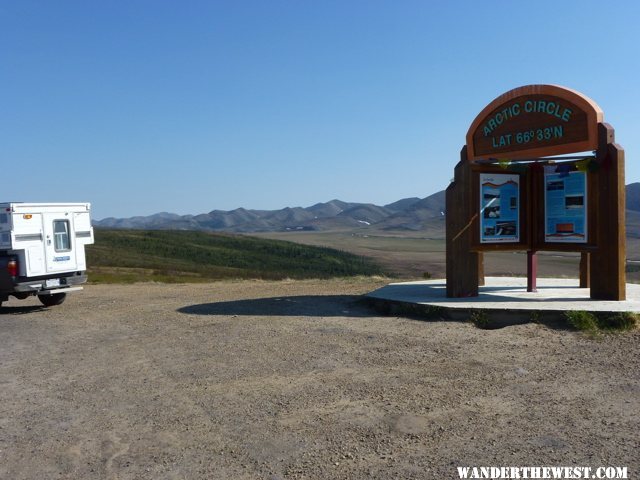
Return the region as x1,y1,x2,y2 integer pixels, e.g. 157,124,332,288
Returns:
0,202,94,307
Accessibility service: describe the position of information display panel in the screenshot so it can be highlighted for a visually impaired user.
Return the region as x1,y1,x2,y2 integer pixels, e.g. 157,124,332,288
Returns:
544,167,587,243
479,173,520,243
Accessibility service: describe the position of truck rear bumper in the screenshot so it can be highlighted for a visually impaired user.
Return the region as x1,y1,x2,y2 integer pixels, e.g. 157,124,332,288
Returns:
11,273,88,293
39,286,84,295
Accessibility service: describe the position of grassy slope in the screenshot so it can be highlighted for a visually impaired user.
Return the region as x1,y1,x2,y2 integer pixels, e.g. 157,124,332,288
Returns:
86,229,385,283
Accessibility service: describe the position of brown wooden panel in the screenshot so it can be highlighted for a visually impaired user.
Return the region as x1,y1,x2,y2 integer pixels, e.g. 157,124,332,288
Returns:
446,147,482,297
590,123,626,300
467,85,602,160
472,94,588,157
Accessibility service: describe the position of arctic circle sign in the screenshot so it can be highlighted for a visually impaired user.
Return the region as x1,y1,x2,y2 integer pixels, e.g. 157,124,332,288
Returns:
447,84,626,301
466,85,603,160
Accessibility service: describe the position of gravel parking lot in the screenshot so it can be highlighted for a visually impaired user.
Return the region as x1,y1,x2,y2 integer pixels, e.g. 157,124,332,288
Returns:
1,279,638,479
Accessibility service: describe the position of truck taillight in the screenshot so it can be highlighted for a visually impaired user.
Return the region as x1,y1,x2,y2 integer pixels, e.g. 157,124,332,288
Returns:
8,259,18,277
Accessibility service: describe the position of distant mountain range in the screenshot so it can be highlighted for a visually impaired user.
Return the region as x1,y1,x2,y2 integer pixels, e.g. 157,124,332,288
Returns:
95,183,640,234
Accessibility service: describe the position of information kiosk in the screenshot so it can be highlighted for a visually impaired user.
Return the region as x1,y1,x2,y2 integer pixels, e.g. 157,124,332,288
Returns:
446,85,625,300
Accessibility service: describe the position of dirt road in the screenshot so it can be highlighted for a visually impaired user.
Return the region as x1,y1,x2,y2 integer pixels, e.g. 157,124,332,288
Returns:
1,279,638,479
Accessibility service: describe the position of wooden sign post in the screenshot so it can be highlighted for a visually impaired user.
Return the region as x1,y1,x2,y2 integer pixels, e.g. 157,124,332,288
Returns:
446,85,626,301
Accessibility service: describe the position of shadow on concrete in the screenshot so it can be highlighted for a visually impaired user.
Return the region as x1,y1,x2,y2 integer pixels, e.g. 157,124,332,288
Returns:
480,285,581,292
431,294,588,304
369,284,589,304
178,293,570,330
363,297,571,331
178,295,374,318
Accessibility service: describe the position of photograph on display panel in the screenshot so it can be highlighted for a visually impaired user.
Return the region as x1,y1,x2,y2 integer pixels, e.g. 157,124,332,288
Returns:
479,173,520,243
544,167,587,243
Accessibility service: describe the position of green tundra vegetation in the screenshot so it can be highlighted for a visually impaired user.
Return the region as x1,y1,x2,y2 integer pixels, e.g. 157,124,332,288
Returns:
86,229,386,283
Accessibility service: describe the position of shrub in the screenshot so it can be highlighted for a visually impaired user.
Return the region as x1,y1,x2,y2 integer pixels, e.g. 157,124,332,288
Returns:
565,311,599,332
597,312,639,331
565,310,639,333
469,309,491,329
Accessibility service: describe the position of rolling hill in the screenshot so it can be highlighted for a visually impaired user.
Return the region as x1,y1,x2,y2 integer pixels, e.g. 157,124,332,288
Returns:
94,183,640,235
94,192,446,233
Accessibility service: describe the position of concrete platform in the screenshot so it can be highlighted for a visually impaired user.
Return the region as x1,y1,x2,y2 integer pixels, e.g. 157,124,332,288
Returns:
366,277,640,321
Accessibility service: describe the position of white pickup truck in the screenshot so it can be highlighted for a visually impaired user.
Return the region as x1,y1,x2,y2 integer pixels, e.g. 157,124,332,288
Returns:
0,203,94,307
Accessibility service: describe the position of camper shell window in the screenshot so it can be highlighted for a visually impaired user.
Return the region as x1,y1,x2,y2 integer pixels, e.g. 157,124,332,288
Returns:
53,220,71,251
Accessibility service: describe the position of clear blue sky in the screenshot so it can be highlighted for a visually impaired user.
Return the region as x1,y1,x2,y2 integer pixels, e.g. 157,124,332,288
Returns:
2,1,639,219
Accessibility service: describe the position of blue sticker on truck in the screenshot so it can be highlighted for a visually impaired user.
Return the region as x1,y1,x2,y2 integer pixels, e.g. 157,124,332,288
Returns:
53,256,71,262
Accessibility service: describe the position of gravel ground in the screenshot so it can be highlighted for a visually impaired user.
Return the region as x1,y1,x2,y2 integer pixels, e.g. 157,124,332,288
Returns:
1,279,638,479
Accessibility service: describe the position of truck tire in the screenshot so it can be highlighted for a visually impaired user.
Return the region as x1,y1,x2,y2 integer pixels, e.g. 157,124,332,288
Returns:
39,293,67,307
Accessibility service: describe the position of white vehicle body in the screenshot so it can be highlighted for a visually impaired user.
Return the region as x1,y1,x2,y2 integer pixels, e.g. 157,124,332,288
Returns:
0,203,94,306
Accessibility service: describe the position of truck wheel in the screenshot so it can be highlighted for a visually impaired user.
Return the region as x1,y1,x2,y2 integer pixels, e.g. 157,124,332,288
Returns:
39,293,67,307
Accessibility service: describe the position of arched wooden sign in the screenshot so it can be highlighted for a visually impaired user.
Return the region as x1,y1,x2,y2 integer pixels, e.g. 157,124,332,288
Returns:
446,84,625,301
466,85,603,160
